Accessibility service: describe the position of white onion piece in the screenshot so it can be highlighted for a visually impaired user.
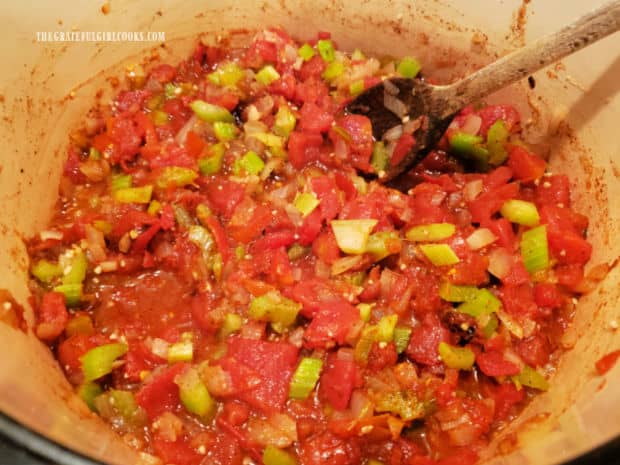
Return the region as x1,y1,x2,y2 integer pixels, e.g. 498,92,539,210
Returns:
349,390,373,419
174,114,197,145
244,119,269,135
383,78,399,95
40,230,64,241
149,338,170,359
463,179,484,202
460,114,482,135
384,93,408,119
466,228,498,250
497,309,524,339
331,255,364,275
84,224,107,262
383,124,403,142
487,247,512,279
430,191,447,206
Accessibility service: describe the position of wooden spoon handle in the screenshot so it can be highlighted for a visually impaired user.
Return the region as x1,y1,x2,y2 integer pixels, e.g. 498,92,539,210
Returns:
436,0,620,118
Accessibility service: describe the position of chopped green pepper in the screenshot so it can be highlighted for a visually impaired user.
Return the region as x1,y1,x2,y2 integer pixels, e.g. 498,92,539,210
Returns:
376,314,398,342
294,192,320,217
235,151,265,175
256,65,281,86
397,56,421,78
357,303,374,323
419,244,460,266
317,39,335,62
520,225,549,273
80,343,128,382
213,121,238,142
514,365,549,391
53,283,83,307
371,141,389,174
156,167,198,189
349,79,365,96
297,43,316,61
31,259,62,283
111,173,132,192
366,231,402,261
449,132,489,163
487,120,510,165
406,223,456,242
500,200,540,226
177,367,216,417
438,282,480,303
289,357,323,400
457,289,501,317
273,106,297,137
198,143,226,175
168,340,194,363
78,382,103,411
190,100,234,123
322,61,344,81
113,185,153,204
393,327,412,354
438,342,475,370
248,290,302,333
263,445,298,465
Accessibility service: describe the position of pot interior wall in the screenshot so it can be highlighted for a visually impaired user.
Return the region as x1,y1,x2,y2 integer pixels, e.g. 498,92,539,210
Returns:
0,1,618,464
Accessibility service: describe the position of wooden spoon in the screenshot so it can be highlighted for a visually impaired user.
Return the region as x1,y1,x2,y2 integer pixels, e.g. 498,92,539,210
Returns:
346,1,620,185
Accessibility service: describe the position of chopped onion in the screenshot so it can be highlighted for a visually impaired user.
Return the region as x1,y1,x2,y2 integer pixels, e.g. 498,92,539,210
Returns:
174,114,197,145
487,247,512,279
244,120,269,136
383,124,403,142
40,230,63,241
350,390,373,419
466,228,497,250
384,93,408,119
460,114,482,135
403,116,423,135
84,224,107,262
496,309,524,339
331,255,364,275
149,338,170,359
463,179,484,201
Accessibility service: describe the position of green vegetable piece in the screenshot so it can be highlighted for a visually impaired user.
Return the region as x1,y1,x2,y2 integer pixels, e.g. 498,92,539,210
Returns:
238,151,265,175
357,303,373,323
393,327,412,354
450,132,489,162
317,39,335,62
487,120,510,165
287,244,307,261
111,173,132,192
93,389,146,428
80,343,128,382
419,244,460,266
164,83,179,98
78,382,103,411
500,199,540,226
371,141,389,174
168,340,194,363
376,314,398,342
331,219,378,255
294,192,320,217
198,143,226,175
438,282,480,303
88,147,101,161
366,231,401,261
190,100,234,123
480,313,499,338
297,43,316,61
355,326,378,363
256,65,281,86
62,250,88,285
31,259,62,283
213,121,238,142
351,48,366,61
397,56,421,78
65,314,94,337
147,200,162,216
515,365,550,391
209,62,245,87
375,390,425,421
322,61,344,81
438,342,475,370
151,110,169,126
406,223,456,242
156,167,198,189
273,106,297,137
220,313,243,338
172,203,193,228
520,225,549,273
94,220,112,235
248,290,302,333
113,185,153,204
263,445,298,465
177,367,216,417
53,283,83,307
289,357,323,400
349,79,365,96
457,289,501,317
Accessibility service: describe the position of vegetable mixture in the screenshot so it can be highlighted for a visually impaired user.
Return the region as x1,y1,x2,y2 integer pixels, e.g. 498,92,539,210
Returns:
28,29,593,465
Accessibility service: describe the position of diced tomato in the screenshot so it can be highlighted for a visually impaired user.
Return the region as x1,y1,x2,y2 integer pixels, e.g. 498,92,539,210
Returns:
226,337,298,413
228,198,272,244
334,172,357,201
534,282,563,309
312,229,341,264
391,133,416,167
547,230,592,265
149,64,177,83
298,55,327,81
367,342,399,371
484,166,513,190
218,357,264,396
499,284,537,319
251,230,296,253
269,72,297,100
476,104,520,136
135,362,188,419
515,334,551,368
299,431,361,465
190,292,220,334
319,352,357,410
57,334,109,384
111,209,159,239
482,218,516,250
476,350,520,377
294,77,330,106
35,292,68,342
449,253,489,286
288,131,324,169
297,208,323,246
221,401,250,427
312,175,342,221
115,90,151,113
540,204,589,236
243,39,278,68
407,183,449,225
330,115,374,172
131,223,162,254
203,215,231,264
63,148,89,185
283,279,340,318
596,350,620,375
205,179,245,218
535,174,571,206
299,102,334,133
303,300,360,349
152,437,203,465
109,117,144,165
123,341,164,382
406,313,450,366
492,382,526,421
556,263,585,289
437,449,479,465
507,145,546,182
469,182,519,224
184,131,206,158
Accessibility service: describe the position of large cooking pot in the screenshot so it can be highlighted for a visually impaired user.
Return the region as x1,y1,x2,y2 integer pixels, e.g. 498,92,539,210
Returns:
0,1,618,464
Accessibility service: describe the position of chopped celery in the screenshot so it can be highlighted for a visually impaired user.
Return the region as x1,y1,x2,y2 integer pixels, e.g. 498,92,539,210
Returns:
331,219,378,255
406,223,456,242
366,231,402,261
357,303,374,323
349,79,365,96
294,192,320,217
176,367,216,417
65,315,94,337
198,143,226,175
213,121,238,142
273,106,297,137
53,283,83,307
168,340,193,363
457,289,501,317
317,39,335,62
322,61,344,81
487,120,509,165
113,185,153,204
190,100,234,123
439,282,480,303
256,65,281,85
376,314,398,342
252,132,284,149
248,290,302,333
88,147,101,160
449,132,489,162
375,389,425,421
371,141,389,174
393,327,412,354
514,365,549,391
419,244,460,266
80,343,128,382
397,56,421,78
500,200,540,226
289,357,323,400
263,445,298,465
480,313,499,338
220,313,242,338
147,200,162,216
31,259,62,283
236,151,265,175
520,225,549,273
156,167,198,189
297,43,316,61
78,382,103,411
111,173,132,192
438,342,475,370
